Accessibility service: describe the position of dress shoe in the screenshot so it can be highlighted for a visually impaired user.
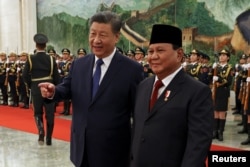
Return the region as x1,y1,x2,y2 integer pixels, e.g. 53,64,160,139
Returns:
241,137,250,145
64,111,70,116
237,122,243,126
238,129,247,134
46,139,52,146
38,134,44,146
11,103,19,107
60,111,66,114
1,102,8,105
21,105,29,109
231,107,237,110
232,110,240,115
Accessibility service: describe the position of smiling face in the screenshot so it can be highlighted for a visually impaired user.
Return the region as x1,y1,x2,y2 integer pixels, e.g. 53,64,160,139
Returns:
89,22,120,58
147,43,183,79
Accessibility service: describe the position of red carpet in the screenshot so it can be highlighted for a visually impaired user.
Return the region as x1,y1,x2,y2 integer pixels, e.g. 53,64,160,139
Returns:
0,103,244,151
0,102,71,141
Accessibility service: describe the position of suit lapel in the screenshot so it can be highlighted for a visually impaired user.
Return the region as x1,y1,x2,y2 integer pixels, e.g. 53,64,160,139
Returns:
147,70,186,119
84,55,95,102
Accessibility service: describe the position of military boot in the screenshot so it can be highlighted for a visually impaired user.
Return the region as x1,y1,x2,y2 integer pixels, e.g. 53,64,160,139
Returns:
241,124,250,145
34,116,45,145
238,115,247,134
218,119,226,141
212,118,219,139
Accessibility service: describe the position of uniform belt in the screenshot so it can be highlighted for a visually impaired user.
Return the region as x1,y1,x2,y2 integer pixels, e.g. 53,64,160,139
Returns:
8,73,16,75
31,76,52,81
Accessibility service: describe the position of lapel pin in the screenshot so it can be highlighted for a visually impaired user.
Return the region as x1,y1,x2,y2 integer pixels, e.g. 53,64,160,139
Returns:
164,90,171,101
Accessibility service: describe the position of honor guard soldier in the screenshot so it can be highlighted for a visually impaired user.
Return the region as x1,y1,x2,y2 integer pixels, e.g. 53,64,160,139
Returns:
22,33,60,146
17,51,30,109
212,49,233,141
77,48,87,58
134,47,152,78
7,52,19,107
59,48,72,115
232,55,247,115
185,49,202,81
241,54,250,145
48,48,56,59
126,50,135,60
0,52,8,105
200,52,213,85
237,54,249,134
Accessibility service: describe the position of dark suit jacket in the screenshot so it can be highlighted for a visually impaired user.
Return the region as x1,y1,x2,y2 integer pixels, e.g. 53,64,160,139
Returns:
53,51,144,167
130,69,213,167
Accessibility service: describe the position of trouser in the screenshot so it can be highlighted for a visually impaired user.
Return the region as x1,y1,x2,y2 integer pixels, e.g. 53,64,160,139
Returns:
32,94,55,141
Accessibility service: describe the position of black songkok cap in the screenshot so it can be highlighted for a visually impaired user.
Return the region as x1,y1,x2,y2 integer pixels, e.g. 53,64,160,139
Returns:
149,24,182,47
33,33,48,44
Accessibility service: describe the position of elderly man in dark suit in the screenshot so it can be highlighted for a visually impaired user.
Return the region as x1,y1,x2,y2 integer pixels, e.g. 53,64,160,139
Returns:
38,11,144,167
130,24,213,167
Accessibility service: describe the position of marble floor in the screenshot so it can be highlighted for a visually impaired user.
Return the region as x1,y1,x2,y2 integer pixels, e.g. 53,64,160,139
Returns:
0,91,250,167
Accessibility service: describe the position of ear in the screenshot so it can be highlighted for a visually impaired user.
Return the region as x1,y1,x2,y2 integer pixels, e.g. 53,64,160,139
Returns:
114,32,120,44
177,48,184,61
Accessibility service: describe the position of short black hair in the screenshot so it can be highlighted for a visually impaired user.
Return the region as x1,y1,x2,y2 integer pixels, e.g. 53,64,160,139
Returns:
89,11,122,34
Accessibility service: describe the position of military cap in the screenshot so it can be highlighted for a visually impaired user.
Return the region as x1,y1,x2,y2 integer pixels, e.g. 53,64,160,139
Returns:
77,48,86,54
48,49,56,54
0,52,6,56
20,51,28,56
33,33,48,44
190,49,200,56
149,24,182,47
240,54,247,59
127,50,135,56
201,53,210,60
135,47,145,55
62,48,70,54
218,49,230,57
8,52,17,57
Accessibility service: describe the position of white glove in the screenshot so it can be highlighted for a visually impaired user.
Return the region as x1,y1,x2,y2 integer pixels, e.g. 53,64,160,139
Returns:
17,67,21,72
6,68,10,72
58,69,61,73
56,60,59,64
245,63,250,70
235,63,239,68
247,77,250,82
242,64,247,70
213,76,219,82
235,72,239,77
212,63,217,69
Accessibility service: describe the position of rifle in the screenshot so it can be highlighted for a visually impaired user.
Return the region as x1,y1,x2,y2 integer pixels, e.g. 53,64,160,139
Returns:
15,61,20,87
212,63,217,104
4,61,9,86
244,67,250,111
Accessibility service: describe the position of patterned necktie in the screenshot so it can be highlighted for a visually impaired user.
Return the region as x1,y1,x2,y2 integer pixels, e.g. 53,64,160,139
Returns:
150,80,164,110
92,59,104,98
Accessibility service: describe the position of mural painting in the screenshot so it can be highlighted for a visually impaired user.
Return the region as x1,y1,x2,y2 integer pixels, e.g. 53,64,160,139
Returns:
37,0,250,62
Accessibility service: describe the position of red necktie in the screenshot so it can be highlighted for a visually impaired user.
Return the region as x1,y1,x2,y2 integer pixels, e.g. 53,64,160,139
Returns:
150,80,164,110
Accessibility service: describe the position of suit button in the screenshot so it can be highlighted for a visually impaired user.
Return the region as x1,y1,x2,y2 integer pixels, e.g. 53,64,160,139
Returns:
141,138,145,142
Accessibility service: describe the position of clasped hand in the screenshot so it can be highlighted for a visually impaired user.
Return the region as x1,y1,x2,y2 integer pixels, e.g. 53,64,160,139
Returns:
38,82,55,98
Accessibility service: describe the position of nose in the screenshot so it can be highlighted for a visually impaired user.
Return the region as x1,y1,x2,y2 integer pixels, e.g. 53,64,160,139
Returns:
93,36,101,43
